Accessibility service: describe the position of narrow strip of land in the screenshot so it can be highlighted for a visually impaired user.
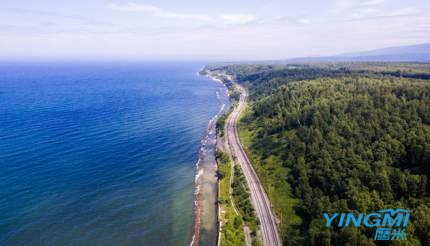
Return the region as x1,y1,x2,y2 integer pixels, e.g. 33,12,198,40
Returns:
225,83,281,246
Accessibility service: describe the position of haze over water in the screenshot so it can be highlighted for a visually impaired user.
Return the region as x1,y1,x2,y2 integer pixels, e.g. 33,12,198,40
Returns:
0,62,225,245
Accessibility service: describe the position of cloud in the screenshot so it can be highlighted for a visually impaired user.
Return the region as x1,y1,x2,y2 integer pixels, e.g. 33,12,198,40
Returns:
344,6,421,21
360,0,385,6
106,3,158,13
332,0,355,12
333,0,385,14
297,18,312,25
106,3,212,21
332,0,421,22
106,3,256,25
219,14,256,24
389,7,418,16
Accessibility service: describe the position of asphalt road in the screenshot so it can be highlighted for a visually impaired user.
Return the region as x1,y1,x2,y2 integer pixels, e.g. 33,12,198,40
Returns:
225,84,282,246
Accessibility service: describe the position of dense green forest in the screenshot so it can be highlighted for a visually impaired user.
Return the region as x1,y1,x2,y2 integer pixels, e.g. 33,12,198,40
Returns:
209,63,430,245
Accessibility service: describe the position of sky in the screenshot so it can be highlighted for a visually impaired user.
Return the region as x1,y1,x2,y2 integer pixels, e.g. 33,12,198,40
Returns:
1,0,430,61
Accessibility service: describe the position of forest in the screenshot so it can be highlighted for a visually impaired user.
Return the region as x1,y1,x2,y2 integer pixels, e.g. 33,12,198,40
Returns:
209,63,430,245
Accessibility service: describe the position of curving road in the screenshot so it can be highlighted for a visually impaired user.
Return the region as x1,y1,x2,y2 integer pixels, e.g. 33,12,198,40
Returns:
225,83,281,246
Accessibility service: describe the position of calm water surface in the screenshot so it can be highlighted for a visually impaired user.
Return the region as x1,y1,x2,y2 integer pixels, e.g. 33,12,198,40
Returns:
0,62,225,245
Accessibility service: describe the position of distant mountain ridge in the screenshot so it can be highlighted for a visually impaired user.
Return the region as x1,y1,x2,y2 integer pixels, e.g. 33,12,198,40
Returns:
287,42,430,63
341,43,430,57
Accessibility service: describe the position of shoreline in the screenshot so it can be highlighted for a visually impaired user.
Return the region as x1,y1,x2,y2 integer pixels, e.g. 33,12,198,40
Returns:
205,69,267,245
191,69,230,246
206,70,241,246
207,72,229,246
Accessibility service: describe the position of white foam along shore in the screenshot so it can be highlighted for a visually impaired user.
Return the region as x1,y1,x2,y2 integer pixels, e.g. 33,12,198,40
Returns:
206,69,231,246
204,69,233,85
190,69,230,246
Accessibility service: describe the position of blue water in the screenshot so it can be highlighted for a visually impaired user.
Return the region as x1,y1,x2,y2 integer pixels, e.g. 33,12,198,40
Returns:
0,62,225,245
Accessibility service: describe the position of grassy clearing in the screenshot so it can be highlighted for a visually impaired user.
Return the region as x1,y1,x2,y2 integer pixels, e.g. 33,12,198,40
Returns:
238,118,302,242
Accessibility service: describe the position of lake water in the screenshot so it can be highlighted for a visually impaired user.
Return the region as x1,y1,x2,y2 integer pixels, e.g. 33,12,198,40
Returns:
0,62,227,245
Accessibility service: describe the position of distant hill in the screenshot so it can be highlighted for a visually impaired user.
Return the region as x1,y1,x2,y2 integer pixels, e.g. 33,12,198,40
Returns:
287,42,430,63
341,43,430,57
